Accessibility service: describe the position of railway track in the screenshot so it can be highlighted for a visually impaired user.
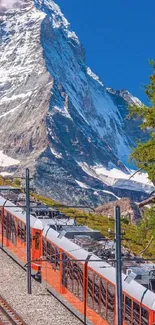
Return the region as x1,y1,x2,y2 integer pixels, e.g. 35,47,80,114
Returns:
0,248,83,324
0,294,27,325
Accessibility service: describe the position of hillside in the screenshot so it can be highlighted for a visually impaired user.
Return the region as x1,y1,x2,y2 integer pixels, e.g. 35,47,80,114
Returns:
0,174,154,258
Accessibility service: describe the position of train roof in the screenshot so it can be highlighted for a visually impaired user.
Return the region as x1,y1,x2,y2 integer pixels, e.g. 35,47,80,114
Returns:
38,217,75,227
0,196,74,229
0,196,43,230
56,225,102,235
43,226,155,310
56,225,100,233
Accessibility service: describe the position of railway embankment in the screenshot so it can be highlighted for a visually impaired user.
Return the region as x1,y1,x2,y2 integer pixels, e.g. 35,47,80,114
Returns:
0,249,82,325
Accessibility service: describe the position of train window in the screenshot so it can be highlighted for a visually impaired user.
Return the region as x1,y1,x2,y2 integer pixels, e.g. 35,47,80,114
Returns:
8,214,12,239
66,256,72,290
24,224,26,242
62,252,68,287
133,301,140,325
51,244,56,264
125,296,132,325
72,262,80,298
67,259,73,293
78,263,83,301
5,214,9,239
47,241,51,261
21,223,26,241
94,274,100,314
4,215,7,232
4,214,8,238
55,248,60,269
17,221,26,242
67,261,83,302
3,213,17,244
63,258,80,301
10,217,16,244
72,261,77,296
1,211,16,243
42,238,47,256
100,277,106,320
11,218,15,231
18,221,22,238
87,269,94,309
107,283,115,325
141,307,149,325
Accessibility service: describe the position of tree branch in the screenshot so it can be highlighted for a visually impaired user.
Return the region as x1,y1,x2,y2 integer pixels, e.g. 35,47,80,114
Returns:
138,196,155,208
139,236,154,256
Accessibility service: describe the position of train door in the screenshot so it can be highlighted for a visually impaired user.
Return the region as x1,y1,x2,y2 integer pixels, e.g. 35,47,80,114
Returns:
31,229,42,270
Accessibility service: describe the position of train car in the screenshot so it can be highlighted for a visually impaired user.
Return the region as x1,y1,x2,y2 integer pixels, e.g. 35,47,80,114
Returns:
1,194,155,324
0,196,43,268
0,195,75,270
41,226,155,325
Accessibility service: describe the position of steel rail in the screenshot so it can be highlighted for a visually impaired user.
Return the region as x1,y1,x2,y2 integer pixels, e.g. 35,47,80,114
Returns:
0,294,27,325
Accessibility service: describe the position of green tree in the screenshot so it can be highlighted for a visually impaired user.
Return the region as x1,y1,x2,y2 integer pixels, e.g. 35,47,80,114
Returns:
14,178,21,186
129,60,155,185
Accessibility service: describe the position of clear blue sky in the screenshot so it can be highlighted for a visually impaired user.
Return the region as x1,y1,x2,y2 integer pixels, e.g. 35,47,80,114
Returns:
56,0,155,104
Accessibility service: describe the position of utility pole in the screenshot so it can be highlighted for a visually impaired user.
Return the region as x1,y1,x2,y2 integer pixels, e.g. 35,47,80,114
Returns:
26,168,32,294
84,260,88,325
115,206,123,325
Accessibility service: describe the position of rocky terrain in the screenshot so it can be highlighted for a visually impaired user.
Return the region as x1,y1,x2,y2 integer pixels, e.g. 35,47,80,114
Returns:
0,0,153,206
95,198,141,224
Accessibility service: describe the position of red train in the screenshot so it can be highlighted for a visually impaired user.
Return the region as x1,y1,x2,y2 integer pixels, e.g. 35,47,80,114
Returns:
0,195,155,325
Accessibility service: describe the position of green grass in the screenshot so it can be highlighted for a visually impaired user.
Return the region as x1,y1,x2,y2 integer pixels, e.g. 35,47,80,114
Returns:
1,176,155,259
31,193,155,258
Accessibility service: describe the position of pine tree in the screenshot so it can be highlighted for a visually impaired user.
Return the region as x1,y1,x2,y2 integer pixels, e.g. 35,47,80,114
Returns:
129,60,155,185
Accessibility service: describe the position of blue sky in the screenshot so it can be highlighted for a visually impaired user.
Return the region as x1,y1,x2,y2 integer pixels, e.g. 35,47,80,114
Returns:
56,0,155,104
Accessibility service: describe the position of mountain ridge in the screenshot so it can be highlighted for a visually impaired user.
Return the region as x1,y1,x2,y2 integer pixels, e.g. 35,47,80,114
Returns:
0,0,152,205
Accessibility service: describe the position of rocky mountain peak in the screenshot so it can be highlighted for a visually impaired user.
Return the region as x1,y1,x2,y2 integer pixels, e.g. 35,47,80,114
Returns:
0,0,152,206
35,0,69,28
106,87,142,106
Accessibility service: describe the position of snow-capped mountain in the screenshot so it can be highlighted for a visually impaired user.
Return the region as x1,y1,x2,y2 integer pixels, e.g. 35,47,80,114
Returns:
0,0,152,205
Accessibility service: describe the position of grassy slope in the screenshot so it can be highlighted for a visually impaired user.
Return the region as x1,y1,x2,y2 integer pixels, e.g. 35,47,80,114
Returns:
32,194,155,259
0,176,154,259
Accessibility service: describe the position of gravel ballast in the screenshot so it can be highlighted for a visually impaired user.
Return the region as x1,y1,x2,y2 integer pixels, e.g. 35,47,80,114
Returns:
0,249,82,325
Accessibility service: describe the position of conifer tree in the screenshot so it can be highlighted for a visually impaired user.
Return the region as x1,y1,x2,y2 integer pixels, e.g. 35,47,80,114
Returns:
129,60,155,185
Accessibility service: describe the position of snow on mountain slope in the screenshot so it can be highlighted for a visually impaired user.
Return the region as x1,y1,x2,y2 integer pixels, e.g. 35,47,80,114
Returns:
0,0,50,157
107,88,143,106
0,151,19,166
77,162,154,193
0,0,150,205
